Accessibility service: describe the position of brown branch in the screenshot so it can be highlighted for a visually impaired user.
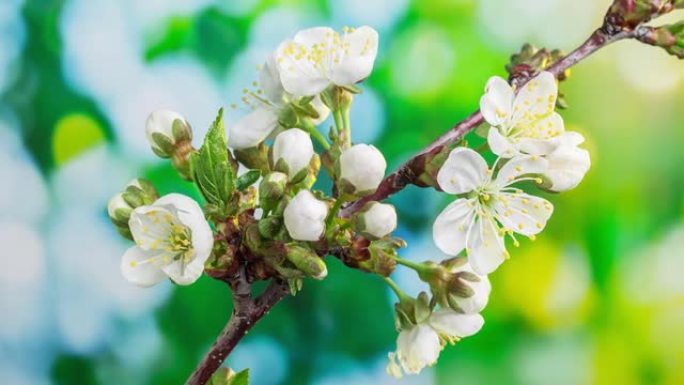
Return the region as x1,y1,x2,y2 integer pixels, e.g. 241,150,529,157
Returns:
341,26,636,217
185,273,289,385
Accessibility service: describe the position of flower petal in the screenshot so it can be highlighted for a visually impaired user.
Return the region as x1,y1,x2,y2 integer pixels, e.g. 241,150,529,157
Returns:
494,155,548,188
512,71,557,126
492,192,553,236
276,28,335,97
120,246,166,287
128,206,175,251
155,193,214,262
467,216,506,275
429,310,484,338
227,107,279,150
544,136,591,192
397,324,441,375
433,198,476,256
487,126,519,158
259,54,286,103
449,260,491,314
330,26,379,87
480,76,514,126
437,148,489,194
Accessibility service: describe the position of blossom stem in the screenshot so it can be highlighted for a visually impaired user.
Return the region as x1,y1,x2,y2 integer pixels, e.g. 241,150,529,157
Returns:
393,255,427,273
326,197,345,228
383,276,410,302
340,26,638,217
302,119,331,150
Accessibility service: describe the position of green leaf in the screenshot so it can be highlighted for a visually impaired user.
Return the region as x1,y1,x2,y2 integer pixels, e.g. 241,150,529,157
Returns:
236,170,261,191
190,108,235,218
207,368,249,385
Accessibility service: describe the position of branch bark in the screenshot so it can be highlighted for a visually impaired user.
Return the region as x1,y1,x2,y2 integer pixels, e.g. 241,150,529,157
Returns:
185,275,290,385
340,27,635,217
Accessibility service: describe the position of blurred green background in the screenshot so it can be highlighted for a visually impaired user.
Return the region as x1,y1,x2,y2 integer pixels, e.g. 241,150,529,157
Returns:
1,0,684,384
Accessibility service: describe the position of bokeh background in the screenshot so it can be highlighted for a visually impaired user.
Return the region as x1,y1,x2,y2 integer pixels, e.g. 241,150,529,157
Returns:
1,0,684,384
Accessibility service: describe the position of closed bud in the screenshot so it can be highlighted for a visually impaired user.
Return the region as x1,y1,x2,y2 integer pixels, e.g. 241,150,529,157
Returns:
259,172,288,202
272,128,315,182
636,21,684,59
357,237,405,276
258,215,283,239
283,190,328,241
337,144,387,198
285,243,328,279
145,110,192,158
234,143,269,171
606,0,680,30
353,202,397,240
108,179,159,239
421,257,491,314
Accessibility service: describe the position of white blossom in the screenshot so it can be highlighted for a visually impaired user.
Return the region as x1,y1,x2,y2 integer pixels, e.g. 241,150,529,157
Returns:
227,55,329,150
275,26,379,97
121,193,213,287
480,71,564,158
387,309,484,377
432,148,554,274
339,143,387,194
543,131,591,192
272,128,315,180
283,190,328,241
358,202,397,239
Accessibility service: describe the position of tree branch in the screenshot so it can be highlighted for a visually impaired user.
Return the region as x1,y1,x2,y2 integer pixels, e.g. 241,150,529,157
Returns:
184,274,289,385
341,27,636,217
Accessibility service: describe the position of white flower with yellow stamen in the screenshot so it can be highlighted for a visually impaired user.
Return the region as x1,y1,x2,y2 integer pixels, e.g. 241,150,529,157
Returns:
480,71,565,158
121,193,213,287
227,55,330,150
432,148,554,274
387,309,484,378
275,26,379,97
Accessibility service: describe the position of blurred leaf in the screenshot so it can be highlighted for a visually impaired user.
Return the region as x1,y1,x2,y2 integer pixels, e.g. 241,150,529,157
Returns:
208,368,249,385
52,113,106,166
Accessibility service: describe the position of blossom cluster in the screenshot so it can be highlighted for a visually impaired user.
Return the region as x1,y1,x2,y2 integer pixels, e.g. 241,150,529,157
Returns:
106,25,591,380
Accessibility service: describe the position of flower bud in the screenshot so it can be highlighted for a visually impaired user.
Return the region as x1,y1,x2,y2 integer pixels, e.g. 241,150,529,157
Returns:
353,202,397,240
108,179,159,240
145,110,192,158
420,257,491,314
283,190,328,241
541,132,591,192
259,172,288,202
285,243,328,279
272,128,315,182
338,144,387,197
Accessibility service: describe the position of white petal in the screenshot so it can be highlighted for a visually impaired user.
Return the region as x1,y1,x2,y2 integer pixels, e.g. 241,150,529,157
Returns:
492,192,553,236
494,155,548,188
544,140,591,192
227,107,279,150
128,206,175,250
259,54,286,103
155,194,214,259
558,131,585,146
330,26,379,87
310,95,331,125
120,247,166,288
467,216,506,275
161,256,205,286
429,310,484,338
397,324,441,375
145,110,185,140
512,71,557,126
437,148,489,194
362,202,397,238
487,127,519,158
480,76,514,126
433,198,476,256
276,28,334,97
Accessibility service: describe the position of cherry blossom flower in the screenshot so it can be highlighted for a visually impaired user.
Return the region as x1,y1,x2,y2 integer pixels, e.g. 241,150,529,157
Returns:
121,194,213,287
432,148,553,274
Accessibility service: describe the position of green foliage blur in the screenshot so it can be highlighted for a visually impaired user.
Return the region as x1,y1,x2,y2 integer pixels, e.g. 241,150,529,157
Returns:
2,0,684,384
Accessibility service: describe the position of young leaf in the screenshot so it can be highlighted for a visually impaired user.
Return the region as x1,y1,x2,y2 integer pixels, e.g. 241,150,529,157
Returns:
229,369,249,385
207,368,249,385
190,108,235,218
236,170,261,191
